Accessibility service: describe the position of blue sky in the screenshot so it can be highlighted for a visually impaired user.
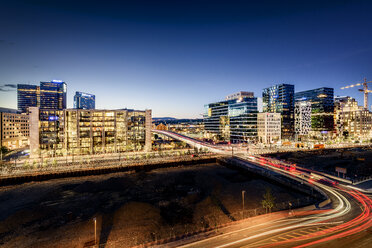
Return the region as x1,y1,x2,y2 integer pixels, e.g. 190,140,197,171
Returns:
1,0,372,118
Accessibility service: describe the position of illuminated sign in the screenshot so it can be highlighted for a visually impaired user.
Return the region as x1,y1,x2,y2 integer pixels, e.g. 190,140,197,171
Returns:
81,93,94,98
48,116,59,121
52,80,63,83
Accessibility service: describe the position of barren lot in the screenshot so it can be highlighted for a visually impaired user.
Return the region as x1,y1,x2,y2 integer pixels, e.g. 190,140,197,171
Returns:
268,147,372,180
0,163,310,248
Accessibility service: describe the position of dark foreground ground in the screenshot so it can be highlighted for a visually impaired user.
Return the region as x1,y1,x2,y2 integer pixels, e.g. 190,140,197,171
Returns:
0,162,311,248
268,147,372,181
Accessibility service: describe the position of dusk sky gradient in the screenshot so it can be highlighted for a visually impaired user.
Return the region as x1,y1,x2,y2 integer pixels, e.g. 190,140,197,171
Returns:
1,0,372,117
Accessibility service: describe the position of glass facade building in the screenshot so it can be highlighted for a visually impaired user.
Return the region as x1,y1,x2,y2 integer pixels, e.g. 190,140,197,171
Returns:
294,87,334,132
262,84,295,138
17,80,67,112
29,108,152,157
39,81,67,110
17,84,39,113
204,96,257,143
74,91,95,109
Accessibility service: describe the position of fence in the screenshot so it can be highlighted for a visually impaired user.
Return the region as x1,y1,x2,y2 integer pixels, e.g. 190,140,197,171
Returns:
0,152,219,178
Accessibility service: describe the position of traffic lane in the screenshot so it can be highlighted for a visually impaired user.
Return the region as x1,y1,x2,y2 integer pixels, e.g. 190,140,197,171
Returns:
185,184,365,248
178,218,311,248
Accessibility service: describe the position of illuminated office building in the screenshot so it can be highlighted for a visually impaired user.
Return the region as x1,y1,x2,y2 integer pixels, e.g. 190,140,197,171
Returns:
39,81,67,110
334,96,372,138
262,84,295,138
295,87,334,134
257,112,281,144
29,107,152,157
225,91,254,101
74,91,95,109
17,84,38,113
295,101,312,136
204,94,257,143
0,108,29,149
17,80,67,112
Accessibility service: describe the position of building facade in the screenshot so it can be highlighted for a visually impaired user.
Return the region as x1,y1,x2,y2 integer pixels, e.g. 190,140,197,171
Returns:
17,84,39,113
17,80,67,113
74,91,96,109
295,87,334,134
257,112,281,144
295,101,312,136
29,107,152,157
0,109,29,149
226,91,254,101
334,97,372,138
262,84,295,139
204,95,257,143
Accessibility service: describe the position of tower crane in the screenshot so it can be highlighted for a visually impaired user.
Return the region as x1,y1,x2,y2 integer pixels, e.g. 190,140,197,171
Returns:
340,78,372,110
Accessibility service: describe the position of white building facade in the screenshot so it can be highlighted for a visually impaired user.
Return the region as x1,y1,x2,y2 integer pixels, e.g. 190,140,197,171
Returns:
295,101,312,136
257,112,281,144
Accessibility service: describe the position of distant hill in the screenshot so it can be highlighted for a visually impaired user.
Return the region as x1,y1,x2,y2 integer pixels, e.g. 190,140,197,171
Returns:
152,117,177,121
153,117,203,124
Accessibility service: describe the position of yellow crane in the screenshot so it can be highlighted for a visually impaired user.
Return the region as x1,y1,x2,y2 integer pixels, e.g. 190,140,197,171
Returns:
341,78,372,110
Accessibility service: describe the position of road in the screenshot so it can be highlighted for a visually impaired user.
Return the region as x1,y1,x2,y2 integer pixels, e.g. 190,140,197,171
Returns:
167,156,372,247
152,131,372,247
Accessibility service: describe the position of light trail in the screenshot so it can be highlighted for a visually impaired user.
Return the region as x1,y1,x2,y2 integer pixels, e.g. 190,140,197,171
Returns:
152,131,372,248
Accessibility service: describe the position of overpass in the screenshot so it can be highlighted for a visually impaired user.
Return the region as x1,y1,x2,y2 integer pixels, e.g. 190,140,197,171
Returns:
152,130,372,248
152,129,230,154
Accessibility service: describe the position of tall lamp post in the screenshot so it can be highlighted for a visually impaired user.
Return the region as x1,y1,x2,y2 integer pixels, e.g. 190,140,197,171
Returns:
93,217,97,245
242,190,246,218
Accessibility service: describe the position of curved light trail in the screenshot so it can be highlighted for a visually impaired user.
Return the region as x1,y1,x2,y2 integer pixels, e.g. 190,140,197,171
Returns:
152,130,372,248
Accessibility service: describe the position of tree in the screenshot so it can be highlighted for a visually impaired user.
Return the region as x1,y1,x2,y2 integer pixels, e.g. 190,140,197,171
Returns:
261,188,275,213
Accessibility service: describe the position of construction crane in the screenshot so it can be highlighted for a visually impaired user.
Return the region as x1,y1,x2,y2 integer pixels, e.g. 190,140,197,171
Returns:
341,78,372,110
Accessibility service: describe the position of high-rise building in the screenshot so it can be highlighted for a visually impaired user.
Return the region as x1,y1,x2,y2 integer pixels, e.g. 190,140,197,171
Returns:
29,107,152,157
295,87,334,134
0,108,29,149
262,84,295,138
204,94,257,143
74,91,95,109
295,101,312,136
39,81,67,110
17,84,39,113
257,112,281,144
17,80,67,112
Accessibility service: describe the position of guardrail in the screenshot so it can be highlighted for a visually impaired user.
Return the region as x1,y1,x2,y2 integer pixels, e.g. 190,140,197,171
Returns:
0,154,221,185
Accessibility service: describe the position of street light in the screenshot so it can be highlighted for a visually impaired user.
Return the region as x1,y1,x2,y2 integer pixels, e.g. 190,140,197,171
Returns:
93,217,97,245
242,190,246,218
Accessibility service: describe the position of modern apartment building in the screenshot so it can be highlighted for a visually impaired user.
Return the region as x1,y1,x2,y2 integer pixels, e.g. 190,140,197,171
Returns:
294,101,312,136
0,108,29,149
74,91,95,109
17,80,67,113
29,107,152,157
204,94,257,143
257,112,281,144
334,96,372,138
295,87,334,134
262,84,295,138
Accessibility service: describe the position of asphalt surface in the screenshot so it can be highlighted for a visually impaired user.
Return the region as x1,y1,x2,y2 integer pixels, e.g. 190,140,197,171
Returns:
159,153,372,248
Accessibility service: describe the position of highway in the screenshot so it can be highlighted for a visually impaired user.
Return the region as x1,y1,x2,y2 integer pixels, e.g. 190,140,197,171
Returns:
153,130,372,248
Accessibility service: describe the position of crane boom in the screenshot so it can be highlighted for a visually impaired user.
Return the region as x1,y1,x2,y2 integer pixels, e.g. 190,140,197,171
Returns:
340,78,372,110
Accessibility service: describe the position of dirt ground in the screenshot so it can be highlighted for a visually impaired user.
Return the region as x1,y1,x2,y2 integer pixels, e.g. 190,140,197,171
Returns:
268,147,372,180
0,163,309,248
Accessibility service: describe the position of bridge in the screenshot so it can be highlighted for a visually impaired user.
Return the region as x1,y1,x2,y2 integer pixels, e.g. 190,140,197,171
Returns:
152,129,372,248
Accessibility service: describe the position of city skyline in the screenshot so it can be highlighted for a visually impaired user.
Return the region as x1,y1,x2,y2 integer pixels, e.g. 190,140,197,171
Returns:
1,0,372,118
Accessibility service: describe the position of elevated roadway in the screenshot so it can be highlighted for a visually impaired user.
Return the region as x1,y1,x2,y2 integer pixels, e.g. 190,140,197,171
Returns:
152,130,372,247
